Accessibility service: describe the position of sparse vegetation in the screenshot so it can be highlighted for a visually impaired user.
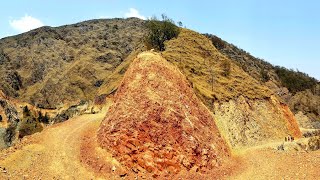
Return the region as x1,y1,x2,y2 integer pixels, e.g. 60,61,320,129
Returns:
145,14,180,51
260,69,270,82
221,61,231,77
0,18,146,109
204,34,226,50
23,105,31,117
274,66,318,93
38,111,50,124
18,117,43,138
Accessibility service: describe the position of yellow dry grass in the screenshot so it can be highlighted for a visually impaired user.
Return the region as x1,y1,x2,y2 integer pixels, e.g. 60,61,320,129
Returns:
162,29,272,108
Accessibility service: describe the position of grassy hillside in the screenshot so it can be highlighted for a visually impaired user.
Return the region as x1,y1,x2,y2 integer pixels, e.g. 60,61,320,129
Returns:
0,18,146,109
204,33,319,123
163,29,272,109
204,34,319,93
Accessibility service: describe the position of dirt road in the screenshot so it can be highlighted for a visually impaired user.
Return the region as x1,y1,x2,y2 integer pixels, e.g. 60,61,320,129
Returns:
0,112,106,179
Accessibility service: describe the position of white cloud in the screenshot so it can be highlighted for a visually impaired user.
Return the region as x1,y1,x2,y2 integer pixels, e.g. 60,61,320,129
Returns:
9,15,44,33
124,8,146,20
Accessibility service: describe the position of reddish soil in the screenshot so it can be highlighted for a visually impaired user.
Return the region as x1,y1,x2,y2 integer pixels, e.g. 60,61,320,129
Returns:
97,52,230,177
281,104,302,138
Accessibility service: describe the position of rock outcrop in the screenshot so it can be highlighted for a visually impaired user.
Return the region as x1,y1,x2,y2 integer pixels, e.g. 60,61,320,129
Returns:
98,52,230,176
289,84,320,129
213,96,302,148
0,91,20,148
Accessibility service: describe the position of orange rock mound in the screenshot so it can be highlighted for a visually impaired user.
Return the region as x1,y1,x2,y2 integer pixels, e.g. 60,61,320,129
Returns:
97,52,230,175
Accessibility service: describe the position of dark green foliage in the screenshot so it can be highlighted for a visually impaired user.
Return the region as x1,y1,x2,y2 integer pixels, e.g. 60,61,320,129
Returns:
204,34,226,50
18,117,43,138
260,69,270,82
38,111,49,124
19,106,44,138
0,50,9,65
23,105,31,117
94,80,104,87
274,66,318,93
145,14,180,51
221,61,231,77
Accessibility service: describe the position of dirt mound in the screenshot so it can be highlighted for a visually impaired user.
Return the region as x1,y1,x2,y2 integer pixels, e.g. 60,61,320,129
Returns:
97,52,230,176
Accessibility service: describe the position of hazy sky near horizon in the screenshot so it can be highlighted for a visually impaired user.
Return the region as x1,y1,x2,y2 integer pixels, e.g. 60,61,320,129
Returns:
1,0,319,79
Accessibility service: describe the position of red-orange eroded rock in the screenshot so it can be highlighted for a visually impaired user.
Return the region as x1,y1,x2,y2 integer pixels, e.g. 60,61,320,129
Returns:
97,52,230,175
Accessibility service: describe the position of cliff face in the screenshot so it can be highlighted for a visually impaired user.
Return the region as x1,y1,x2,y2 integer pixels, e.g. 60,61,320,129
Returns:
98,52,230,176
213,96,301,149
290,84,320,129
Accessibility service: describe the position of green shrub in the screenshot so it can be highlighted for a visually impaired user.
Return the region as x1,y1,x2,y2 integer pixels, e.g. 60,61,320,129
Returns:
204,34,226,50
145,14,180,51
260,69,270,82
18,117,43,138
38,111,50,124
221,61,231,77
23,105,31,117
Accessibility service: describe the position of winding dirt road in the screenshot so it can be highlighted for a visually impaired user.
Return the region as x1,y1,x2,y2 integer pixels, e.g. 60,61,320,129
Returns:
0,112,106,179
0,110,319,179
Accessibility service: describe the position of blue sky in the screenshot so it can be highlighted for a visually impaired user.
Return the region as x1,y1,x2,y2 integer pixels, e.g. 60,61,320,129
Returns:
1,0,319,79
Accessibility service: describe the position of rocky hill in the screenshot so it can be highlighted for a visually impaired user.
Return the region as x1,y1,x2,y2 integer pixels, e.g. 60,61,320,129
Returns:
163,29,301,149
0,17,316,150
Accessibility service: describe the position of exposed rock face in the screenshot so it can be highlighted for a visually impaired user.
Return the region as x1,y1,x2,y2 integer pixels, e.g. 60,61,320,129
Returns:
289,84,320,129
98,52,230,176
0,92,20,148
213,96,302,149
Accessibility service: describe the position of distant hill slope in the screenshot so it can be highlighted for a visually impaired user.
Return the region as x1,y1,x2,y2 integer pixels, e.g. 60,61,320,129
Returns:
204,34,318,93
204,33,319,125
0,18,146,109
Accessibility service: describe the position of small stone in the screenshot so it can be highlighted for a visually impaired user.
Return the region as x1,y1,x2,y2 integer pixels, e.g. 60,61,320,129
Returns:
112,166,116,172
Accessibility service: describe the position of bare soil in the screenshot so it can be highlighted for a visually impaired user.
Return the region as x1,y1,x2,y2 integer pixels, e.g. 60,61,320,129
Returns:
0,111,318,179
